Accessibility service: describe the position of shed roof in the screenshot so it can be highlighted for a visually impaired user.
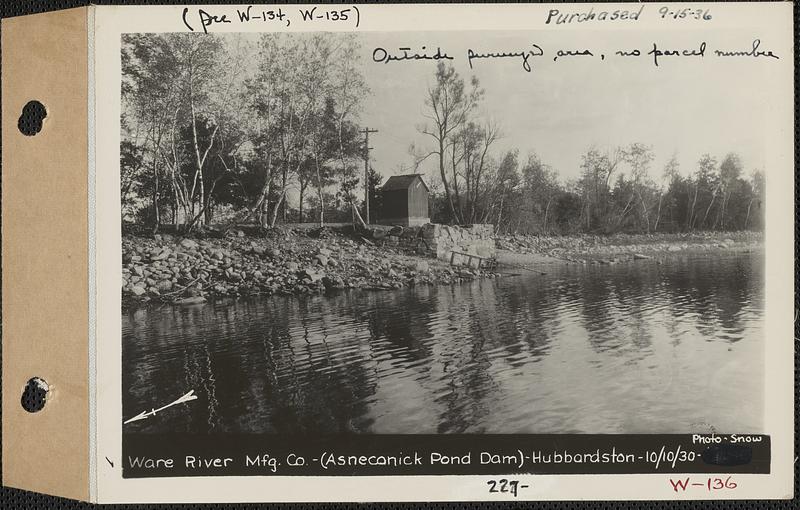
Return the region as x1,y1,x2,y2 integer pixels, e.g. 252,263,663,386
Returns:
382,174,430,192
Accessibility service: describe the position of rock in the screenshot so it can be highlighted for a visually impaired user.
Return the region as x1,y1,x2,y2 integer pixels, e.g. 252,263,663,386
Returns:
668,245,682,252
322,276,344,290
132,265,144,277
633,253,651,260
180,238,199,250
301,268,324,283
151,248,170,261
266,247,281,258
315,254,329,266
414,261,430,272
156,280,173,292
130,286,147,296
286,261,299,271
318,247,332,257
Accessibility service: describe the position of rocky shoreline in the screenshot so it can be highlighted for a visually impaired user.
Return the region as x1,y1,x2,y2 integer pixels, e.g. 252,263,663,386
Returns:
495,230,763,265
122,226,501,308
122,227,763,307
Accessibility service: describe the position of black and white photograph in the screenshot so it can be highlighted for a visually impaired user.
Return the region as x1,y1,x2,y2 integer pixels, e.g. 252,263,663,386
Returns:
120,27,770,440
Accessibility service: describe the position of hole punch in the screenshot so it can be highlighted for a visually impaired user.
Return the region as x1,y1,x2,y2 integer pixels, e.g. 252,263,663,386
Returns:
21,377,49,413
18,100,47,136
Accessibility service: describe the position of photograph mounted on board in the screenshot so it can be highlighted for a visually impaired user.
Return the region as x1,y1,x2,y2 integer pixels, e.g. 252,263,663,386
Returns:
120,29,768,437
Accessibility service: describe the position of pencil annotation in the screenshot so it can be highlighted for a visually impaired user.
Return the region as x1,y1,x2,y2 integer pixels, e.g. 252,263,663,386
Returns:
370,40,779,72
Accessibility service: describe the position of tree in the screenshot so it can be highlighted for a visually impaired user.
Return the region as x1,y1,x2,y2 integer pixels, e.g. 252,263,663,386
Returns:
623,143,656,233
654,153,680,232
122,33,249,232
577,147,623,232
745,169,765,230
715,153,743,229
417,63,484,223
366,166,383,223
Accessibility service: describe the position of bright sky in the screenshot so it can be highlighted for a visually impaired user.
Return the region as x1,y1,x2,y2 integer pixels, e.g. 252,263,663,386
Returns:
356,30,774,187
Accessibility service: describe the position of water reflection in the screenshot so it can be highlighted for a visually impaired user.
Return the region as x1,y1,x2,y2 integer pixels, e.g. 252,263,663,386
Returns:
123,253,764,435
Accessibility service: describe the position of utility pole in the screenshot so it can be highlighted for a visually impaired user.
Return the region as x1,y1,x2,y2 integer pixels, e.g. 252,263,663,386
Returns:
360,127,378,225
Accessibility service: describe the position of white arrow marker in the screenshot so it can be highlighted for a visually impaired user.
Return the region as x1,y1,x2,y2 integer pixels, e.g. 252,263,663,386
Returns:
123,390,198,425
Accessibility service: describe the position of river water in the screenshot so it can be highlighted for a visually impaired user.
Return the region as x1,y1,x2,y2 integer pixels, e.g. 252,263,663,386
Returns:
122,252,764,435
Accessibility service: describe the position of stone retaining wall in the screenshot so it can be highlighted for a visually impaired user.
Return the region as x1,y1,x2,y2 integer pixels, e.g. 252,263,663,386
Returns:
377,223,495,265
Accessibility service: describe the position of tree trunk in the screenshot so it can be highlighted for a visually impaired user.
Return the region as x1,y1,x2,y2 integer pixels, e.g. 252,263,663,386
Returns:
439,137,461,223
701,190,718,230
315,154,325,227
543,197,553,234
688,184,698,230
654,193,663,232
151,159,160,234
744,198,753,230
298,186,305,223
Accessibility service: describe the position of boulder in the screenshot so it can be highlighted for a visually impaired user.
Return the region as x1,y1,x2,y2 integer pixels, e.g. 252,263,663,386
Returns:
156,280,173,292
180,238,199,250
301,268,324,283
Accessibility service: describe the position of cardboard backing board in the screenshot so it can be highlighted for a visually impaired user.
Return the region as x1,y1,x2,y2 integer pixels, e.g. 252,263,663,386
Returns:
1,7,90,501
0,2,795,504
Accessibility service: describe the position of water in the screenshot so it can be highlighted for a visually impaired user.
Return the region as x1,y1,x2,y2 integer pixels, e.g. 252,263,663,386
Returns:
122,253,764,435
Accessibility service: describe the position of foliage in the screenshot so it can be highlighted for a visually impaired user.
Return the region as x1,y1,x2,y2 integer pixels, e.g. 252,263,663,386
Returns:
121,33,368,232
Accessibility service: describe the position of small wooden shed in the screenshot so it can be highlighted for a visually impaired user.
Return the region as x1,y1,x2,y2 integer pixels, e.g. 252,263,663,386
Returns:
379,174,430,226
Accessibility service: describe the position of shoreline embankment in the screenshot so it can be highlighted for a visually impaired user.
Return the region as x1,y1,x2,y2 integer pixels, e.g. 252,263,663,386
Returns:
121,227,762,307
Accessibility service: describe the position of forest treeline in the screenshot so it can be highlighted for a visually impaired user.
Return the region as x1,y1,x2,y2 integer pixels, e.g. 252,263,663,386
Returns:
121,34,764,235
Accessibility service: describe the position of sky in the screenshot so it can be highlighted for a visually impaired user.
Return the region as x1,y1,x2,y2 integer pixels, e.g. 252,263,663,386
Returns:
354,29,773,187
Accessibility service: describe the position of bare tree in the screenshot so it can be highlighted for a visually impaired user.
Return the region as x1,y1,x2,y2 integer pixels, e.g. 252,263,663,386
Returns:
416,63,483,224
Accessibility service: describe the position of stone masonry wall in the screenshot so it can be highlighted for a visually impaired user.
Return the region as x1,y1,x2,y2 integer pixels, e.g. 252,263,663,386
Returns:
378,223,495,266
